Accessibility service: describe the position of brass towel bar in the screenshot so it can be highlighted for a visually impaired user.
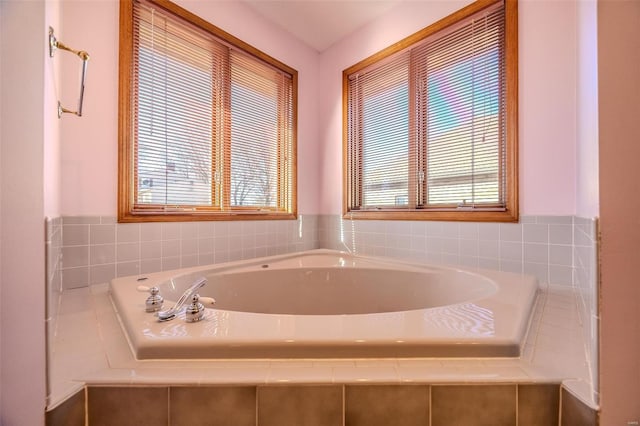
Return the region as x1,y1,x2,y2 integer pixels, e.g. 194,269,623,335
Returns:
48,27,90,118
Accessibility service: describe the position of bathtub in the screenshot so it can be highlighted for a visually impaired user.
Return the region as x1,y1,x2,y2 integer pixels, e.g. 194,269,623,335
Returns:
110,249,538,359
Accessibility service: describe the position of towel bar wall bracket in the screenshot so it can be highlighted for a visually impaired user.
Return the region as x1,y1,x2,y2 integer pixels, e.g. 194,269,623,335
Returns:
49,27,90,118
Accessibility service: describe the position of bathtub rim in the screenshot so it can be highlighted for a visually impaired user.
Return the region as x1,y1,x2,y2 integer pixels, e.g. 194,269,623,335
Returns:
109,249,539,360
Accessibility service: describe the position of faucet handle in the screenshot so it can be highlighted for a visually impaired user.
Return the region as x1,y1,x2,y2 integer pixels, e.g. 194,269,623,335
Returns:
138,285,164,313
198,296,216,307
185,294,206,323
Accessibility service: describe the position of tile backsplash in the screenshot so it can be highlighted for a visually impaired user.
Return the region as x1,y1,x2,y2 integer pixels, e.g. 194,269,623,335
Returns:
46,217,63,318
45,217,63,401
60,215,319,289
319,215,576,286
57,214,588,289
573,216,599,403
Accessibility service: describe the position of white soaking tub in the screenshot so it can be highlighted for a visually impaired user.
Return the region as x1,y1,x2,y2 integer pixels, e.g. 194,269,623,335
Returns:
109,249,538,359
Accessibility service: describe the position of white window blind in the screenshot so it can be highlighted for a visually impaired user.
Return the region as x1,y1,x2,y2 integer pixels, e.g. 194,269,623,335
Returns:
348,54,410,208
134,4,221,207
122,0,296,219
345,0,514,217
420,7,505,207
230,51,292,208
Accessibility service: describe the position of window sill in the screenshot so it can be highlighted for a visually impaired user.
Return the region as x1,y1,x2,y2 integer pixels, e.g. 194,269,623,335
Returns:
342,209,518,222
118,211,297,223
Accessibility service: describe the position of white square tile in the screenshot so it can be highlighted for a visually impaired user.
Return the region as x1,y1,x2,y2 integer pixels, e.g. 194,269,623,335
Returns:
549,244,572,266
141,240,162,260
549,224,572,245
117,242,140,262
90,224,116,245
500,241,522,261
523,224,549,244
90,244,115,266
524,243,548,264
162,223,181,240
500,223,522,241
267,364,334,383
116,223,140,243
180,222,199,240
332,365,399,383
140,222,163,241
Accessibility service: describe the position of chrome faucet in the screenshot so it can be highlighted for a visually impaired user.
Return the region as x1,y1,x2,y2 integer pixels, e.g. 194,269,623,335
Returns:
157,277,212,322
185,293,207,323
137,285,164,312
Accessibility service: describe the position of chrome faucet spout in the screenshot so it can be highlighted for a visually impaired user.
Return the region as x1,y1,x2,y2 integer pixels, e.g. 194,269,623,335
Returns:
157,277,207,322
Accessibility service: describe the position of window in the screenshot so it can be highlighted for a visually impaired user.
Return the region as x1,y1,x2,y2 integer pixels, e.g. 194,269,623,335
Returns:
118,0,297,222
344,0,517,221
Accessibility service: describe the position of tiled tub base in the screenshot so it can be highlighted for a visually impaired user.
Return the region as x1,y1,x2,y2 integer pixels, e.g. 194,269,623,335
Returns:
46,383,598,426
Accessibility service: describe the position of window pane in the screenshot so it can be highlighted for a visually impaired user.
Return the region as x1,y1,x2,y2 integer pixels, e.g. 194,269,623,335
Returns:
359,58,410,207
343,0,515,220
135,10,215,206
425,17,503,206
121,0,298,221
230,52,281,208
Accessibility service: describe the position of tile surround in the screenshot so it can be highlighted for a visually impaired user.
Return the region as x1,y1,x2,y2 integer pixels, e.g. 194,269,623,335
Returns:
318,214,599,407
46,281,600,424
46,214,600,424
561,387,599,426
60,215,319,289
319,215,577,287
573,217,599,404
45,217,62,402
345,385,429,426
257,385,343,426
431,385,516,426
518,384,560,426
169,386,256,426
45,387,84,426
49,383,598,426
58,214,588,291
87,386,168,426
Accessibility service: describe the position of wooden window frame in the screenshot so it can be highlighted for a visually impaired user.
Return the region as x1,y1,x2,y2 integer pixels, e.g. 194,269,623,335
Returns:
342,0,518,222
118,0,297,222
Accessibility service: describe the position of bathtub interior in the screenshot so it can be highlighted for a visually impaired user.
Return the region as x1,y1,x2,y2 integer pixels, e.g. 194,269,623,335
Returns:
157,261,499,315
110,250,539,360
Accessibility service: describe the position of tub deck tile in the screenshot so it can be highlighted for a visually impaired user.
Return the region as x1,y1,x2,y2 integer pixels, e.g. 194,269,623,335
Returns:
48,254,596,415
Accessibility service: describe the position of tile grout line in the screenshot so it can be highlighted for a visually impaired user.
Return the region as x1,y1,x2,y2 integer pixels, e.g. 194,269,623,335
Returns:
515,384,519,426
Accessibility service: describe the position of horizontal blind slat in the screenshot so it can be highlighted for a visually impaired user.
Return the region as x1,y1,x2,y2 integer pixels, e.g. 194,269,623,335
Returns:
346,1,507,211
130,0,295,213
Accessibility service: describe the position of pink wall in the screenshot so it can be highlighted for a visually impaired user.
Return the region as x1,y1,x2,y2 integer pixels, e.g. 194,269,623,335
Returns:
60,0,582,217
518,0,577,215
60,0,119,216
576,0,600,218
0,1,50,423
60,0,321,215
44,0,62,218
317,0,579,215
